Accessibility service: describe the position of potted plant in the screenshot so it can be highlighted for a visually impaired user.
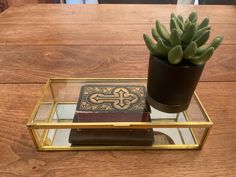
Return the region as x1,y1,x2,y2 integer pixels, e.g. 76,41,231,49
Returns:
144,12,223,113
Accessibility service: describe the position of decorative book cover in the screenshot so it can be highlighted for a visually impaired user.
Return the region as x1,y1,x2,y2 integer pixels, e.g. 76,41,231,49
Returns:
76,85,150,122
69,114,155,146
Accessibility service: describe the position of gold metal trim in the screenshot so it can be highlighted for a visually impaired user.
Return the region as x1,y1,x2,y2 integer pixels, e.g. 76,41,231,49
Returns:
49,80,56,103
39,144,200,151
28,127,42,150
184,111,199,145
40,102,57,147
27,122,213,129
199,126,212,149
194,93,213,123
50,78,147,83
27,81,51,124
28,128,39,150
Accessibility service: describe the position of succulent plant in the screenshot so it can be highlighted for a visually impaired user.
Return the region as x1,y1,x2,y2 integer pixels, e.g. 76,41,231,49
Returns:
143,12,223,65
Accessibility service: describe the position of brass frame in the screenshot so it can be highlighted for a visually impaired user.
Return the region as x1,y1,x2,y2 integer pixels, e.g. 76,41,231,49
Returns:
27,78,213,151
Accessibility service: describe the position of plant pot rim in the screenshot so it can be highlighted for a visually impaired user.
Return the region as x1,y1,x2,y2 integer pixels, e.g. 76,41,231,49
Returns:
150,54,205,69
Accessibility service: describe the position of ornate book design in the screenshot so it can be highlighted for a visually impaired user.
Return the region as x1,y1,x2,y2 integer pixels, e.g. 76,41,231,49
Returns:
76,85,150,122
69,85,154,146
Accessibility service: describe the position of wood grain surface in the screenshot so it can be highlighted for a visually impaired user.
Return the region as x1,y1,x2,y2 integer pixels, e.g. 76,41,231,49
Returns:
0,24,235,45
0,45,235,83
0,4,235,24
0,4,235,177
6,0,52,7
0,83,235,177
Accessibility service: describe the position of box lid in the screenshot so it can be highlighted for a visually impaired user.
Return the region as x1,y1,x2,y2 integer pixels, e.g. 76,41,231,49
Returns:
76,85,150,113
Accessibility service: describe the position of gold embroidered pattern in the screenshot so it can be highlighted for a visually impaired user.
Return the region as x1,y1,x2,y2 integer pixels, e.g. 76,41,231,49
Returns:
78,85,147,112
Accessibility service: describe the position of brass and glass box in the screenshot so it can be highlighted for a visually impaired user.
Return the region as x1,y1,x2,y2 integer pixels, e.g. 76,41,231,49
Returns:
27,78,213,151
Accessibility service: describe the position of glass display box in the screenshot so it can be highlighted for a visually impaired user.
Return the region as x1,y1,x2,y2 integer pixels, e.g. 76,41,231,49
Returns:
27,78,213,151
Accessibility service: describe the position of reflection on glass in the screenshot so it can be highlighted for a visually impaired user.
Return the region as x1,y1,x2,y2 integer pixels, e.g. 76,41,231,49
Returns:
35,127,202,147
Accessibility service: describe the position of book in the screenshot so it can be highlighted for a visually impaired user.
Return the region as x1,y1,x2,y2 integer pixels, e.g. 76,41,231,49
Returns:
69,114,155,146
69,85,154,146
76,85,150,122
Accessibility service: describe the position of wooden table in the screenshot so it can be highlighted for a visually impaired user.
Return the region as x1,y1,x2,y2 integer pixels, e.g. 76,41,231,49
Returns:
0,4,235,177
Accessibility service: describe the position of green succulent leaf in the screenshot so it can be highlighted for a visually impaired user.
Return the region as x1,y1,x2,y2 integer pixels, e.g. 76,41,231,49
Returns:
171,12,177,20
178,15,184,23
191,47,214,65
194,26,211,40
188,12,198,23
151,27,159,41
143,34,159,55
168,45,183,64
184,20,191,31
177,17,185,31
170,18,183,36
194,30,210,47
196,35,223,54
207,35,223,49
152,27,170,45
183,41,197,59
156,20,170,42
198,18,209,30
182,23,196,44
170,29,181,46
170,18,176,31
156,37,171,56
185,18,190,26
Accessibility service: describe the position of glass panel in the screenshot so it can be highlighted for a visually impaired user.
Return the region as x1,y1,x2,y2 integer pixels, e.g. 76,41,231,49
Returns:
54,103,76,121
29,79,212,150
33,84,54,122
33,129,44,145
31,79,210,124
150,109,187,122
33,127,200,148
50,80,150,123
153,128,196,145
192,128,207,145
49,104,192,123
34,103,54,122
50,80,146,103
185,95,209,122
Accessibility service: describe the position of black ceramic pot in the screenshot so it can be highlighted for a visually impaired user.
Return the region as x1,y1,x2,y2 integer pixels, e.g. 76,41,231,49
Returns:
147,55,205,113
